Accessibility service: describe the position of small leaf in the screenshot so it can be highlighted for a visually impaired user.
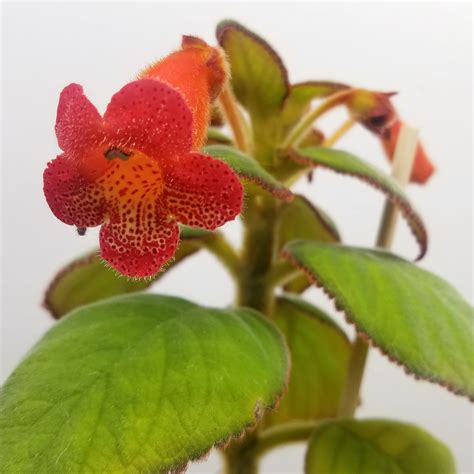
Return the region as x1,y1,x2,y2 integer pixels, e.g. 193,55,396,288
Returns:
44,226,212,318
290,147,427,259
282,81,349,131
278,195,340,293
216,19,288,120
264,295,350,428
283,241,474,399
216,20,289,165
0,294,289,473
205,144,293,201
306,419,456,474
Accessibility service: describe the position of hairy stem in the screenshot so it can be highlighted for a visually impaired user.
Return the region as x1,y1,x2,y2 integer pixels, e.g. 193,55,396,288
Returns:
218,83,250,153
236,196,280,315
337,125,420,418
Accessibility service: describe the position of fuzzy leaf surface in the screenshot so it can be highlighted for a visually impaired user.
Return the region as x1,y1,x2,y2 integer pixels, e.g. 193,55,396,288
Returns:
0,294,289,473
284,241,474,399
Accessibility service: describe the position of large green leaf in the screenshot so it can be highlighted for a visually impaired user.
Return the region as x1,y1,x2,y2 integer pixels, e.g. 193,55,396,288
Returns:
216,20,289,165
306,419,456,474
278,195,340,293
281,81,349,131
264,295,350,428
205,144,293,201
283,241,474,399
289,147,427,259
43,227,212,319
0,294,289,473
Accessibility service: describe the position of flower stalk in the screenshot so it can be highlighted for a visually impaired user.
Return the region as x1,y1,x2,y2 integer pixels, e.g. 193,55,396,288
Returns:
337,124,420,418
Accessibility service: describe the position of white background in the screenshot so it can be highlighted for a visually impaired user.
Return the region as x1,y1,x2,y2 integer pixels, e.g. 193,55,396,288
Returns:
1,2,472,473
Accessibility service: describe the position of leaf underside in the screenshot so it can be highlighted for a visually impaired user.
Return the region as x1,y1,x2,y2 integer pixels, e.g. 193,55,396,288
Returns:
283,241,474,399
264,295,350,428
0,294,289,473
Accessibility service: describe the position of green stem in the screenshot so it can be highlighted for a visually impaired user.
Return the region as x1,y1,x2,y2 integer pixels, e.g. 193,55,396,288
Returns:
201,232,241,280
222,196,280,473
251,421,321,458
281,89,354,149
236,195,280,315
337,335,369,417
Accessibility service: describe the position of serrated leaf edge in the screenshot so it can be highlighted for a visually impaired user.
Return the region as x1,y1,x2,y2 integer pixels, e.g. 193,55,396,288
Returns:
281,245,473,401
288,148,428,260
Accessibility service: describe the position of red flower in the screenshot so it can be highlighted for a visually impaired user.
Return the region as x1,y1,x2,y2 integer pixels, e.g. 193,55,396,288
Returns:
44,39,243,277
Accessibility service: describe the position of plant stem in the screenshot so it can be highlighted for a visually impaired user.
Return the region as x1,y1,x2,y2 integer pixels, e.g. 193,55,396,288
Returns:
223,195,280,472
218,83,250,153
337,335,369,417
281,89,354,149
322,118,355,147
251,421,322,458
337,124,420,418
201,232,241,280
236,195,280,315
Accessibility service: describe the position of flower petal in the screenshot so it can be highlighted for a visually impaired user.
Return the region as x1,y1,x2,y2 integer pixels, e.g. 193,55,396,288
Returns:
55,84,104,158
99,212,179,277
103,79,193,159
162,152,243,229
43,154,106,227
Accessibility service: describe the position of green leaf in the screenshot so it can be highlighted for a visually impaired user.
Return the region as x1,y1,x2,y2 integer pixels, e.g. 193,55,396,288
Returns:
264,295,350,428
43,226,213,319
205,144,293,201
305,419,456,474
0,294,289,473
290,147,427,259
216,20,288,120
216,20,289,165
283,241,474,399
279,194,340,248
278,195,341,293
281,81,349,131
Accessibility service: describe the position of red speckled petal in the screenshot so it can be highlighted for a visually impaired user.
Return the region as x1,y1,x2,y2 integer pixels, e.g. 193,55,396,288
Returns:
99,211,179,277
43,154,106,227
162,152,243,229
103,79,193,159
383,120,435,184
55,84,104,158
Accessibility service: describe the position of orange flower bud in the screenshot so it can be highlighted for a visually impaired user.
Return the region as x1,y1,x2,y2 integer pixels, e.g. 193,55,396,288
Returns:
139,36,228,148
